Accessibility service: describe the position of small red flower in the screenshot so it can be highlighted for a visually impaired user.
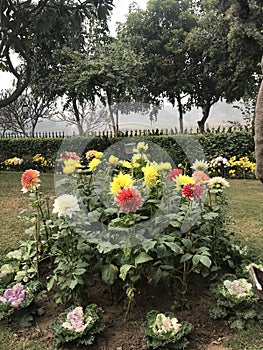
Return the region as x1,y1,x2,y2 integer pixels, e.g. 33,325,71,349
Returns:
21,169,40,192
181,183,204,200
167,168,183,181
116,187,143,212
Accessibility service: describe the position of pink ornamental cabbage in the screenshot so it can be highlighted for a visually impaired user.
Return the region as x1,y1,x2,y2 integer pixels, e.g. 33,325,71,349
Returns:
3,283,26,308
62,306,92,333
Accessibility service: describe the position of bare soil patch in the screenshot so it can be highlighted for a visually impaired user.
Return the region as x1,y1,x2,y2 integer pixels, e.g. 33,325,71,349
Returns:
9,274,230,350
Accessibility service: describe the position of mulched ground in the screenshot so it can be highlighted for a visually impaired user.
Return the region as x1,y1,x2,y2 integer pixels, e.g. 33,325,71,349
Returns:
11,273,231,350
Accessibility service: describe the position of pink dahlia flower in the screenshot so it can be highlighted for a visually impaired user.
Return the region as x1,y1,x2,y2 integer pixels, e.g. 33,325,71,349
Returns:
192,170,210,184
167,168,183,181
116,187,143,212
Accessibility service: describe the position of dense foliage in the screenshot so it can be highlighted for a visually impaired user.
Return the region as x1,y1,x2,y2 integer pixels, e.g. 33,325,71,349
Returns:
1,0,262,133
0,0,113,108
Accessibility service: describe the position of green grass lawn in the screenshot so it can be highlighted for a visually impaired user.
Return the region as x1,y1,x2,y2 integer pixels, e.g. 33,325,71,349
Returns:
0,171,55,253
0,172,263,349
226,179,263,257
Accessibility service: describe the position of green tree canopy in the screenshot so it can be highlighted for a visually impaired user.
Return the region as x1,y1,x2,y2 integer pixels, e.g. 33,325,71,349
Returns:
0,0,113,107
119,0,199,132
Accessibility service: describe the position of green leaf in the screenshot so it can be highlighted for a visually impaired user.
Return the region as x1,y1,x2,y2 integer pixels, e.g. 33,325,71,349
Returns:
135,252,153,266
152,267,162,286
87,210,101,222
203,212,219,220
97,242,114,254
199,255,212,268
74,268,87,276
101,264,118,285
142,239,156,252
46,276,56,291
119,264,134,281
180,253,193,263
164,241,182,254
160,264,175,271
182,238,192,249
69,278,78,290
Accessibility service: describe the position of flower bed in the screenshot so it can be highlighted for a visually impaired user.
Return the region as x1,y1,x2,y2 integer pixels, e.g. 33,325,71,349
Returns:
0,139,262,348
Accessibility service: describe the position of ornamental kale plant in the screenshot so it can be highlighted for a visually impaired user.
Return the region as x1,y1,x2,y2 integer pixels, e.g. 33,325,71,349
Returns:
49,304,105,346
141,310,193,349
210,274,263,330
0,280,39,322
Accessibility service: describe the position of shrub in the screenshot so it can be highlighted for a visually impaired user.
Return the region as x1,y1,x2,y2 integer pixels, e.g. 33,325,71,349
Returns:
0,130,255,177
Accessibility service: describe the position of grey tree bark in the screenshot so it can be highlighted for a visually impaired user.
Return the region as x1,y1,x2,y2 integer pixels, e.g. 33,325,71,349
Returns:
255,56,263,182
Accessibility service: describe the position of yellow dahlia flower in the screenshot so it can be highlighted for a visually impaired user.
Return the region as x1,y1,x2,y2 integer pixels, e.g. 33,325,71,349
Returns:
88,158,101,171
108,155,119,165
119,160,132,169
175,174,195,191
110,173,133,194
133,141,149,153
142,164,159,188
63,158,80,174
154,161,172,171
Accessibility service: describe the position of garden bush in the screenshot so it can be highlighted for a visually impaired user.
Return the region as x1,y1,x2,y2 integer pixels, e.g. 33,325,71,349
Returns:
0,130,255,176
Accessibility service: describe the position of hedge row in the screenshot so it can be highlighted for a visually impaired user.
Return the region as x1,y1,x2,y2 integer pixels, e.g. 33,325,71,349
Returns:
0,130,255,168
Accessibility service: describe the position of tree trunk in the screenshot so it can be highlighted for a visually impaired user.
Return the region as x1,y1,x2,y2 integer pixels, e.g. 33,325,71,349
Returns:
108,103,118,136
0,64,31,108
255,56,263,183
176,95,184,133
198,104,211,133
106,89,118,136
72,98,84,136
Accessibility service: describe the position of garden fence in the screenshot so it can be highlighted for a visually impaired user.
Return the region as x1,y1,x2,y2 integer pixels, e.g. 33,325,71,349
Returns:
0,125,251,139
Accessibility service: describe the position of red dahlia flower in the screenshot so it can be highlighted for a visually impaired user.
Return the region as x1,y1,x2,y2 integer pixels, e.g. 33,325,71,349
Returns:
181,183,204,200
116,187,143,212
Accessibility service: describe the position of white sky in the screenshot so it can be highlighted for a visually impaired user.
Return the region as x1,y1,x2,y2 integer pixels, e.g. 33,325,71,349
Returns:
109,0,147,34
0,0,148,90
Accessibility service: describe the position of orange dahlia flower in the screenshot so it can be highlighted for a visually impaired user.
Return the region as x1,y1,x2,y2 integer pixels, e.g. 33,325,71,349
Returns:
21,169,41,193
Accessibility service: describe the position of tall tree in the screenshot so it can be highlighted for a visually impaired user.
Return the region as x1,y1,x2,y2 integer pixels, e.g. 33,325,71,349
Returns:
57,39,144,136
207,0,263,180
55,100,110,135
0,0,113,107
120,0,199,133
186,5,260,132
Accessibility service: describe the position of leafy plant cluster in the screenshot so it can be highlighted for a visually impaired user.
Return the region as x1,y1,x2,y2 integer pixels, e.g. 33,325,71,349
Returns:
49,304,105,346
